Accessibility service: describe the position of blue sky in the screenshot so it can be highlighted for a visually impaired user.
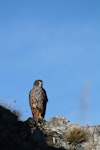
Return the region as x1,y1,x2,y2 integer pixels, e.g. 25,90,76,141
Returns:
0,1,100,125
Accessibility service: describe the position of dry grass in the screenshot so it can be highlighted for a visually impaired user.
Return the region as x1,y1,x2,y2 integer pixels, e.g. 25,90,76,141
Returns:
64,124,89,145
0,101,21,120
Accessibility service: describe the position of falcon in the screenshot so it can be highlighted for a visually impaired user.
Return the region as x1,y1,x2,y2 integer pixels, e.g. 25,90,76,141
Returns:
29,80,48,119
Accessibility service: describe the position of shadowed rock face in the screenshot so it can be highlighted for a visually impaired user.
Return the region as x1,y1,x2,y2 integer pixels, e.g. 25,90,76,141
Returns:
0,105,100,150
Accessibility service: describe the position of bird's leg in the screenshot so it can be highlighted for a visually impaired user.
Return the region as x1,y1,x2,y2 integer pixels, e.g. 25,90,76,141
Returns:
38,113,43,119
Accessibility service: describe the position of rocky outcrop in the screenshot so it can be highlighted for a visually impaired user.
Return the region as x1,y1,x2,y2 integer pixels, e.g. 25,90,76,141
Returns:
0,105,100,150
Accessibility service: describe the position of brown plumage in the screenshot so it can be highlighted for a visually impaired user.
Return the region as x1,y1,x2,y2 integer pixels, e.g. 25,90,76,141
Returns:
29,80,48,119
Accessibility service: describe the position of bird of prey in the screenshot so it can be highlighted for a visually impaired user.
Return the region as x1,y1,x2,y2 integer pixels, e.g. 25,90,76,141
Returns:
29,80,48,119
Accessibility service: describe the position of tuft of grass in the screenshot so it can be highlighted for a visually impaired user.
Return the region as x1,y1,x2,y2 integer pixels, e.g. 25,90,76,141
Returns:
0,101,21,120
64,124,89,145
12,110,21,119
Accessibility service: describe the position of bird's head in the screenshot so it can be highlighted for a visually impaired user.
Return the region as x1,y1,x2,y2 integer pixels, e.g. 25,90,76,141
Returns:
34,80,43,87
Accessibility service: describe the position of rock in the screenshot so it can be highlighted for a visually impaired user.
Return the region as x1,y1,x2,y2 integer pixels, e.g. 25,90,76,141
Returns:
44,116,71,134
0,104,100,150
